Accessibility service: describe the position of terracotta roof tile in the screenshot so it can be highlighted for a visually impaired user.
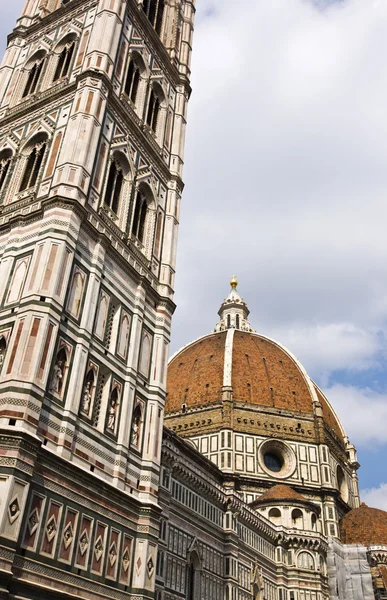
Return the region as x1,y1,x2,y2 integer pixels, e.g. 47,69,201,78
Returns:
166,333,226,412
253,484,308,504
340,503,387,546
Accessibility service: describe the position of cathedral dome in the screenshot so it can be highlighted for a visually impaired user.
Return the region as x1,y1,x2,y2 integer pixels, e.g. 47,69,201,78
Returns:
166,320,345,445
340,503,387,546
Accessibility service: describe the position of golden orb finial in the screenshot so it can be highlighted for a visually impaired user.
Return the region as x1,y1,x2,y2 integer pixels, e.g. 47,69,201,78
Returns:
230,275,238,289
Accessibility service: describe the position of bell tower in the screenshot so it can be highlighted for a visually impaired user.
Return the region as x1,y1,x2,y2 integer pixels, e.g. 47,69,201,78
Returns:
0,0,195,598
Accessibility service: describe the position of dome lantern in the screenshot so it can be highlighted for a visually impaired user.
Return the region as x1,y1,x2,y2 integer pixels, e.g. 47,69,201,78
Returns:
215,277,255,332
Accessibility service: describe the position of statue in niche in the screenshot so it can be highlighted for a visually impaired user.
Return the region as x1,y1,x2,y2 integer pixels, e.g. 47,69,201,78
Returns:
131,405,142,447
50,360,63,394
81,381,92,414
107,387,119,431
0,337,7,373
251,561,264,600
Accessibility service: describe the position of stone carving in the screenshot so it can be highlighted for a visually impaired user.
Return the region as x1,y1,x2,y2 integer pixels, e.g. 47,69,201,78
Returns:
94,536,104,562
62,522,74,549
122,547,131,573
27,507,40,536
147,555,154,578
50,360,64,394
8,497,20,524
45,516,57,543
251,561,264,600
79,530,89,556
81,381,92,414
109,542,117,567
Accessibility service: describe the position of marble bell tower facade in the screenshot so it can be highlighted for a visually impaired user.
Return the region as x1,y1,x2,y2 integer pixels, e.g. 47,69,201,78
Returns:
0,0,195,598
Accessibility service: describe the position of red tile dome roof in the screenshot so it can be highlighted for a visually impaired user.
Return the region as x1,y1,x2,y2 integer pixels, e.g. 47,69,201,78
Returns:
340,503,387,546
166,329,345,445
252,484,308,504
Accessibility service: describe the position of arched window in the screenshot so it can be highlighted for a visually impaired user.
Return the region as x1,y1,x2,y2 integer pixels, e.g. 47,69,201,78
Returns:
53,41,75,81
132,190,148,243
146,87,160,133
143,0,165,35
0,150,12,194
227,314,231,329
298,552,315,570
311,513,317,531
291,509,304,529
124,60,140,104
22,59,45,98
236,314,240,329
268,508,282,525
104,161,124,214
19,142,47,191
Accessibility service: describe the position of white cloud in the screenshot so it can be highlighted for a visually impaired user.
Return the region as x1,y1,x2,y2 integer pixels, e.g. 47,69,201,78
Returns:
171,0,387,366
268,322,384,378
360,483,387,511
324,384,387,447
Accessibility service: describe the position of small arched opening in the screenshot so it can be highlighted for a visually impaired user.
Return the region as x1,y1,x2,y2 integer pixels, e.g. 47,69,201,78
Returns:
268,508,282,525
291,508,304,529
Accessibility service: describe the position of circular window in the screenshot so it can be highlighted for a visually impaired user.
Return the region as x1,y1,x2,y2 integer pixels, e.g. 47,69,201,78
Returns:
258,440,297,479
264,452,283,473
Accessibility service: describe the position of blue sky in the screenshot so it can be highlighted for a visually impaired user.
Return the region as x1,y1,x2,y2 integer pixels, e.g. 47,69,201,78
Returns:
1,0,386,509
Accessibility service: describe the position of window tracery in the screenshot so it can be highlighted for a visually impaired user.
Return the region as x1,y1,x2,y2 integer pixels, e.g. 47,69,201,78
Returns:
132,190,149,244
143,0,165,35
104,161,123,214
22,57,45,98
0,150,12,195
19,141,47,192
124,60,140,104
147,87,160,133
53,40,75,81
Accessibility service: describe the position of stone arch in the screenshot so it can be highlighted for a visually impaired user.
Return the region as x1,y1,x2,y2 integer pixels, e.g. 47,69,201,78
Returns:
52,32,78,82
297,551,315,570
124,50,148,110
186,549,201,600
102,149,132,228
146,80,167,140
22,49,48,98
